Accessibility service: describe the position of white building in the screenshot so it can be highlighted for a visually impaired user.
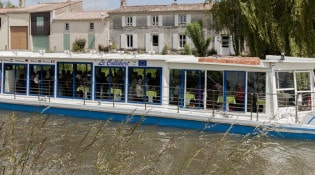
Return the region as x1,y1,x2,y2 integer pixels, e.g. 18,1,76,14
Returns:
108,1,235,55
51,10,109,52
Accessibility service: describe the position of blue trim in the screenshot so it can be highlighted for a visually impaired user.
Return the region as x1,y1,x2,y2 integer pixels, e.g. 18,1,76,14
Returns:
1,102,315,140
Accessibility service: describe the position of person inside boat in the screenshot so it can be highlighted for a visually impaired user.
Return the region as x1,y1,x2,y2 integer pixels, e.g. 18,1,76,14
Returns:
135,78,144,101
234,84,245,111
247,82,257,112
170,77,180,105
16,74,26,94
129,72,138,101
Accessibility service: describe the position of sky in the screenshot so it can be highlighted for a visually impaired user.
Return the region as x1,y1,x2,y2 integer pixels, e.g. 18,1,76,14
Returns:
8,0,206,10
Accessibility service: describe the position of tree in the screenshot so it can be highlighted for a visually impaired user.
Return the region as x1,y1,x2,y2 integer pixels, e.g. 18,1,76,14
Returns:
185,20,211,57
208,0,315,58
0,2,3,8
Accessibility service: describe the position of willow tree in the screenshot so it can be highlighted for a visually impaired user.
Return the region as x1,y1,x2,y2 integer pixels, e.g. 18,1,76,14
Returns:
185,20,211,57
208,0,315,58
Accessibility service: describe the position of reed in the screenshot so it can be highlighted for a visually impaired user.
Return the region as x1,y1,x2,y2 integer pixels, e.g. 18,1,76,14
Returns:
0,111,272,174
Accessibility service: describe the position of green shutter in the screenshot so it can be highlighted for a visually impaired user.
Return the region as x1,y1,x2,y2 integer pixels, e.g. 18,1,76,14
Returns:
88,34,95,49
63,34,70,50
33,36,49,51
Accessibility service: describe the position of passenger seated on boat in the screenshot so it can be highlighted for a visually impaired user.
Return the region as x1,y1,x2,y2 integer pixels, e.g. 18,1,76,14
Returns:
30,72,39,94
16,74,26,94
170,78,180,105
135,78,144,101
231,85,245,111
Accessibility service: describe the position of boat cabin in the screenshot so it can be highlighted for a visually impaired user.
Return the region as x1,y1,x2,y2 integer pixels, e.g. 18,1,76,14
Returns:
0,51,314,118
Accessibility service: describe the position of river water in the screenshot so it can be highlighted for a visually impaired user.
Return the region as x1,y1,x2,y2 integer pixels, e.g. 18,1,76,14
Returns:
0,110,314,175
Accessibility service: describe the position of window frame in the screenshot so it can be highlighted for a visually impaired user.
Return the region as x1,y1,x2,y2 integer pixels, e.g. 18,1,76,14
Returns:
65,23,69,31
127,34,133,48
179,15,186,25
222,35,230,48
152,16,159,26
126,16,133,26
89,22,94,30
179,34,186,48
36,16,44,27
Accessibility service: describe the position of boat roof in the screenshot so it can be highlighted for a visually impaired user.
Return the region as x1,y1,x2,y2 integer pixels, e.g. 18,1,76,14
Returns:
0,51,315,68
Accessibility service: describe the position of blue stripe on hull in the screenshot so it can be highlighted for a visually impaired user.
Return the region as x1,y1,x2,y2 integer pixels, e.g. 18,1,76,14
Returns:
1,102,315,140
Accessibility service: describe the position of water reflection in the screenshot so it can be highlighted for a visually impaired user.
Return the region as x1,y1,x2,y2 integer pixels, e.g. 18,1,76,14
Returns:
0,111,314,175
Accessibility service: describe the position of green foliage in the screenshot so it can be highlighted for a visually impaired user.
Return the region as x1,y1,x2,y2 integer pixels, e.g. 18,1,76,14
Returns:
185,20,211,57
72,38,86,52
209,0,315,57
162,45,169,55
0,2,3,8
182,44,192,55
98,44,108,52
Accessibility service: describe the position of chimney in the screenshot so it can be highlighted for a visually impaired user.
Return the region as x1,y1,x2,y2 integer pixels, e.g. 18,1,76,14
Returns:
19,0,25,8
120,0,126,7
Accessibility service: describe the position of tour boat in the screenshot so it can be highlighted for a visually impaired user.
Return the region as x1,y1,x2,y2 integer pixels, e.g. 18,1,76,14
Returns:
0,50,315,140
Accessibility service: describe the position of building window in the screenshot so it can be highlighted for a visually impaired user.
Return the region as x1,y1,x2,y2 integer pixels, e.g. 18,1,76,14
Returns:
127,17,133,26
152,16,159,26
127,34,133,48
179,34,186,47
152,35,159,46
89,22,94,30
222,35,229,48
65,23,69,30
179,15,186,25
36,17,44,27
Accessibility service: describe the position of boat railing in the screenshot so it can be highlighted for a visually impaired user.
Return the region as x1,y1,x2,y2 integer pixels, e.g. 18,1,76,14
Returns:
3,79,314,123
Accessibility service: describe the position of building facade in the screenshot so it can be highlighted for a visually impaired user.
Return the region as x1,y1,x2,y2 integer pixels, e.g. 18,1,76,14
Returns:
51,11,109,52
108,2,234,55
0,0,235,56
2,0,82,51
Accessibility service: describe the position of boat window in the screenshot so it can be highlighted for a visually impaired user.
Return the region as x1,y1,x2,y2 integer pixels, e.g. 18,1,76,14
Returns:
247,72,266,113
206,71,223,110
3,64,27,95
295,71,312,111
169,69,205,108
0,65,2,93
57,63,92,99
276,72,295,107
277,72,294,89
225,71,246,112
95,67,125,102
29,65,55,97
128,67,161,104
169,69,181,105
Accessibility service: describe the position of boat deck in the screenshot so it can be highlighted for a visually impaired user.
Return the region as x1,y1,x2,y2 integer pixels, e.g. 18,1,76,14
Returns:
0,94,299,125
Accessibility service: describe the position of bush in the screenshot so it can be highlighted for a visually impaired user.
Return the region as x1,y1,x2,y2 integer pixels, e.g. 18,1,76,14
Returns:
182,44,192,55
162,45,169,55
98,44,108,52
72,38,86,52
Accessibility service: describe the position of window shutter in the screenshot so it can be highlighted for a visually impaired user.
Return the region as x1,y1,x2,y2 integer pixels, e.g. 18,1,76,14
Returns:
159,33,164,53
158,15,163,26
132,16,137,27
122,16,126,27
121,34,127,48
174,15,178,26
186,14,191,24
145,33,151,53
147,15,151,26
133,34,138,49
172,34,179,49
187,36,192,48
